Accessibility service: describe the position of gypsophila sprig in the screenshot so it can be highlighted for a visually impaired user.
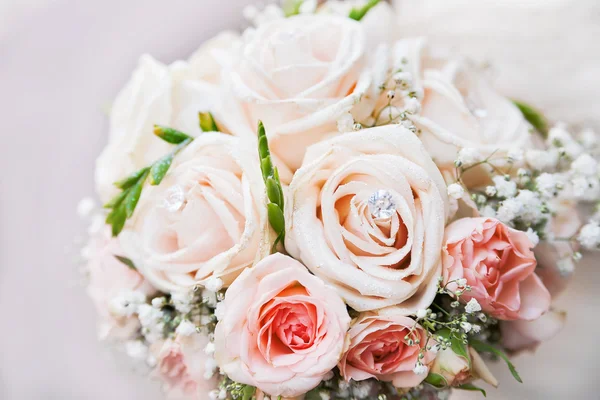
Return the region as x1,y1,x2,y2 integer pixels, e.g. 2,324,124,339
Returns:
104,125,194,236
257,121,286,252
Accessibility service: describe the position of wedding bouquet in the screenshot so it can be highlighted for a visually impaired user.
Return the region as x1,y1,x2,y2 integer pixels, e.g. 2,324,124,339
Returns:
78,1,600,399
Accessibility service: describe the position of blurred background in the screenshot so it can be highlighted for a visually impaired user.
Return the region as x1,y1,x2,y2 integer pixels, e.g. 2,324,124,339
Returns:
1,0,598,399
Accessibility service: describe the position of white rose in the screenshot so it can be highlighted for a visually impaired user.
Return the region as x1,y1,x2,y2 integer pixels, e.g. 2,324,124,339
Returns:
285,125,448,312
120,133,271,292
219,14,370,171
95,32,239,202
411,58,533,167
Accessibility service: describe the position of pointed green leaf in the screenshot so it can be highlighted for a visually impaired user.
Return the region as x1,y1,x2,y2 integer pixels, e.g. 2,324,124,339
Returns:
198,111,218,132
153,125,192,144
349,0,379,21
114,167,150,190
150,154,174,185
114,255,136,270
103,190,127,209
470,339,523,383
513,100,548,137
267,203,285,234
261,157,274,181
124,170,149,218
265,177,282,206
457,383,487,397
107,204,127,236
424,372,448,388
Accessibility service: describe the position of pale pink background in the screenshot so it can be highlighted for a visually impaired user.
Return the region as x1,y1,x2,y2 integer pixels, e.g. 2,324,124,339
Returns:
1,1,599,399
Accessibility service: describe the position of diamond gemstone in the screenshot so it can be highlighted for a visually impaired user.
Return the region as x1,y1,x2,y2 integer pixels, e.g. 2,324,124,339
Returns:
368,189,396,219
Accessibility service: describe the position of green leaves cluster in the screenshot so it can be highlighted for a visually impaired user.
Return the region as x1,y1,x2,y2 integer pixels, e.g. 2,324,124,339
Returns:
349,0,380,21
104,126,193,236
513,99,549,137
257,121,286,252
470,339,523,383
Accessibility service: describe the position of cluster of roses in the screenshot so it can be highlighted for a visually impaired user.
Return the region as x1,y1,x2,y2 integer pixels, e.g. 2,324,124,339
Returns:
80,1,595,399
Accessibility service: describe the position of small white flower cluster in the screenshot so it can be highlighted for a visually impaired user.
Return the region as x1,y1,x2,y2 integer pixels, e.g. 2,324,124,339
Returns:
455,147,483,168
577,221,600,250
108,291,146,318
171,289,195,314
137,303,165,344
353,50,423,132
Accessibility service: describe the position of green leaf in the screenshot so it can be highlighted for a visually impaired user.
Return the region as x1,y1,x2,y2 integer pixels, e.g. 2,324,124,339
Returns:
240,385,255,400
282,0,304,17
457,383,487,397
124,169,149,218
267,203,285,234
513,100,548,137
424,372,448,388
261,157,274,181
198,111,218,132
114,167,150,190
470,340,523,383
103,190,127,209
257,120,286,252
114,255,136,270
265,177,282,206
349,0,379,21
149,153,174,185
153,125,192,144
107,204,127,236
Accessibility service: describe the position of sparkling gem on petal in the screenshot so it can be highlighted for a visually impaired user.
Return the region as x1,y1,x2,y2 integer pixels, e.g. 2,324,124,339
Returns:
162,185,185,212
368,189,396,219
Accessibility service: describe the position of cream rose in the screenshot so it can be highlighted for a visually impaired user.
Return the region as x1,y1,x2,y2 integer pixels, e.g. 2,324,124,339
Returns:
120,133,270,292
429,345,498,388
220,14,369,171
286,126,448,312
411,59,533,167
95,32,238,202
214,253,350,397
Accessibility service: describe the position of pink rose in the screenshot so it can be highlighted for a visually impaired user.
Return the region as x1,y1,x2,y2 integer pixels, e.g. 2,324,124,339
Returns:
339,314,436,389
442,217,550,321
120,133,272,293
85,227,154,340
152,333,218,399
214,253,350,397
